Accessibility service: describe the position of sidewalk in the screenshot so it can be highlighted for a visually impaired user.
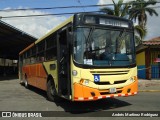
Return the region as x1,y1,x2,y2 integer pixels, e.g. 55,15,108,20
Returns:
138,79,160,92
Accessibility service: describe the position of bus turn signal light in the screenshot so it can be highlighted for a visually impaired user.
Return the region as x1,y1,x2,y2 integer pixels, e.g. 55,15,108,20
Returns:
80,79,84,84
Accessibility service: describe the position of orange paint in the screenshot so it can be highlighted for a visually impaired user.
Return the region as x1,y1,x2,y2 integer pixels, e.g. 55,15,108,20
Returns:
22,63,48,91
73,80,138,101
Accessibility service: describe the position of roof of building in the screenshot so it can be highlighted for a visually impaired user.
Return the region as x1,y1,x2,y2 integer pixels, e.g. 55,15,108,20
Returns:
143,36,160,46
0,20,36,59
136,36,160,53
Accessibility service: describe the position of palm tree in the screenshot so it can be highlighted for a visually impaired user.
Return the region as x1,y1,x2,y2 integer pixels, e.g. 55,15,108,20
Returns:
134,25,147,45
100,0,158,45
101,0,131,17
129,0,158,29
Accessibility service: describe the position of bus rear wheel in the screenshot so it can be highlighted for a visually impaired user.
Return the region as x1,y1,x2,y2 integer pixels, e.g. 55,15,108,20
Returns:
47,80,60,102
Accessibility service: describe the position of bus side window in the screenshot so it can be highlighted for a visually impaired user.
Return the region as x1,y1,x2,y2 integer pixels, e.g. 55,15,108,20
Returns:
37,41,45,62
46,34,57,61
30,46,36,63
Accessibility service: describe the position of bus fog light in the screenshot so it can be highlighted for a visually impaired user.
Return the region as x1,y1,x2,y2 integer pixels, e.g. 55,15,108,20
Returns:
127,88,131,93
84,80,89,85
72,70,78,76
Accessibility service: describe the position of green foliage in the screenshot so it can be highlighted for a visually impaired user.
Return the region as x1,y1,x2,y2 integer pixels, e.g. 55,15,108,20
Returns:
100,0,158,45
129,0,158,28
101,0,131,17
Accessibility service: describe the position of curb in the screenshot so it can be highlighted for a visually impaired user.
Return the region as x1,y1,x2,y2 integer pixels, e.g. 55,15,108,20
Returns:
138,90,160,92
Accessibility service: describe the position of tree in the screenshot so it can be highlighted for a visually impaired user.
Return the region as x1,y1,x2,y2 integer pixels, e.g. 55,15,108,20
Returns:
100,0,158,45
101,0,131,17
129,0,158,29
134,25,147,45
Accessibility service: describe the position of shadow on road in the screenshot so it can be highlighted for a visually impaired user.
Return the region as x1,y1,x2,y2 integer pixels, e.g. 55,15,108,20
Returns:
21,84,48,98
55,98,131,114
24,84,132,115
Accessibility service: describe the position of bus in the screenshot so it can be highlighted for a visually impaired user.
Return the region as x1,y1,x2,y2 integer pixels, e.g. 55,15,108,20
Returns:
19,13,138,102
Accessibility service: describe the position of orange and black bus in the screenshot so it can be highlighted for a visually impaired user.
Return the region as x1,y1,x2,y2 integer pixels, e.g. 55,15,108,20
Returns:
19,13,138,102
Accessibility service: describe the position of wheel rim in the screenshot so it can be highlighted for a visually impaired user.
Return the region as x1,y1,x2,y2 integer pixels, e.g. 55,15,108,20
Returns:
50,84,56,96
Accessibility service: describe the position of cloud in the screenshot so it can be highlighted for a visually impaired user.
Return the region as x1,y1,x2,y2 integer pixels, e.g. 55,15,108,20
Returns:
1,7,67,38
145,7,160,40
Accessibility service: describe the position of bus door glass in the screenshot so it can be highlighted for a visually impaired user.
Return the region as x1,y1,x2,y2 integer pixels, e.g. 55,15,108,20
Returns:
57,27,71,97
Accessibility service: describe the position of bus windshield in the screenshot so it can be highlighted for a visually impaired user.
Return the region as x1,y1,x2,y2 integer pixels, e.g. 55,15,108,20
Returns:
73,27,136,67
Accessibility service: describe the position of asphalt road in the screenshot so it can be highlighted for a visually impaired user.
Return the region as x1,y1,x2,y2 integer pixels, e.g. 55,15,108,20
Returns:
0,79,160,120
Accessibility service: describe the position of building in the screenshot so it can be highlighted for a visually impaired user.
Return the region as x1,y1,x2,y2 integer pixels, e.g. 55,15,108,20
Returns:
136,37,160,80
0,20,36,77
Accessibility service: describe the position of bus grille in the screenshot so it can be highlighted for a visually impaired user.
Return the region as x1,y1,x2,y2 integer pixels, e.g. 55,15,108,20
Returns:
90,70,129,75
100,88,123,95
94,80,127,85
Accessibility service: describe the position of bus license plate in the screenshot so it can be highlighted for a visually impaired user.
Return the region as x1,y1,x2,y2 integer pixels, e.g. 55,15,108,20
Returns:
109,88,116,93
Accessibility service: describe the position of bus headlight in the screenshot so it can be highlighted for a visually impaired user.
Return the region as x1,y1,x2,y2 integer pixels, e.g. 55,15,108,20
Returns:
84,80,89,85
80,79,89,85
129,77,135,83
72,70,78,76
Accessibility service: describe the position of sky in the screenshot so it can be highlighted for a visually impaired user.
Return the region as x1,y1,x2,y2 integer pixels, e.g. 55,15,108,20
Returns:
0,0,160,40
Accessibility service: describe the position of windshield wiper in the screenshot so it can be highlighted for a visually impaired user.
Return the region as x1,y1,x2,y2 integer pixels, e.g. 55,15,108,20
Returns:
86,27,95,52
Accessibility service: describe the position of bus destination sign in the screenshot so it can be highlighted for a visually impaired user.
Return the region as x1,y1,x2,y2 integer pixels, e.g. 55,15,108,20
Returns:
100,18,129,28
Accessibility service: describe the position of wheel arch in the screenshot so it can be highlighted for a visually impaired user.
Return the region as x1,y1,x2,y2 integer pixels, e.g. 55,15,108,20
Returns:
47,74,58,93
47,74,54,83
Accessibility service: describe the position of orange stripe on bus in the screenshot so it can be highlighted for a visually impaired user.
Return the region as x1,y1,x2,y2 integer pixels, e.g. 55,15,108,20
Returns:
19,43,35,55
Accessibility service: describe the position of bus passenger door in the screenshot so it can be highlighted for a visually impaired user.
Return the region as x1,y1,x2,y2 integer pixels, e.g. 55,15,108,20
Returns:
57,27,71,98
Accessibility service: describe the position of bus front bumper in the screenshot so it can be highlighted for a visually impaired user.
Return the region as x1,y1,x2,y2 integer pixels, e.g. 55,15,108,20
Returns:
73,80,138,101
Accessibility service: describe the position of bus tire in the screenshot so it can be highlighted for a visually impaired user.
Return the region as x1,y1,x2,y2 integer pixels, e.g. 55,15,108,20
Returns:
47,80,59,102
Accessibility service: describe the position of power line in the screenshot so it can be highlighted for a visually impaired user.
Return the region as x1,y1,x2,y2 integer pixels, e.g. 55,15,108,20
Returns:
0,1,160,12
1,11,101,19
1,5,160,19
76,0,85,12
0,4,111,12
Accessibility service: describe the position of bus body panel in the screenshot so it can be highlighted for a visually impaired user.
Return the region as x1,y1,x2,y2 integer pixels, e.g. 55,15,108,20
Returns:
71,60,138,101
43,61,58,92
73,80,137,101
22,61,58,91
22,63,48,91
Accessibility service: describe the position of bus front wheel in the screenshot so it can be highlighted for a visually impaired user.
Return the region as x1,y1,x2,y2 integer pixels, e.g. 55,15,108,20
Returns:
47,80,59,102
